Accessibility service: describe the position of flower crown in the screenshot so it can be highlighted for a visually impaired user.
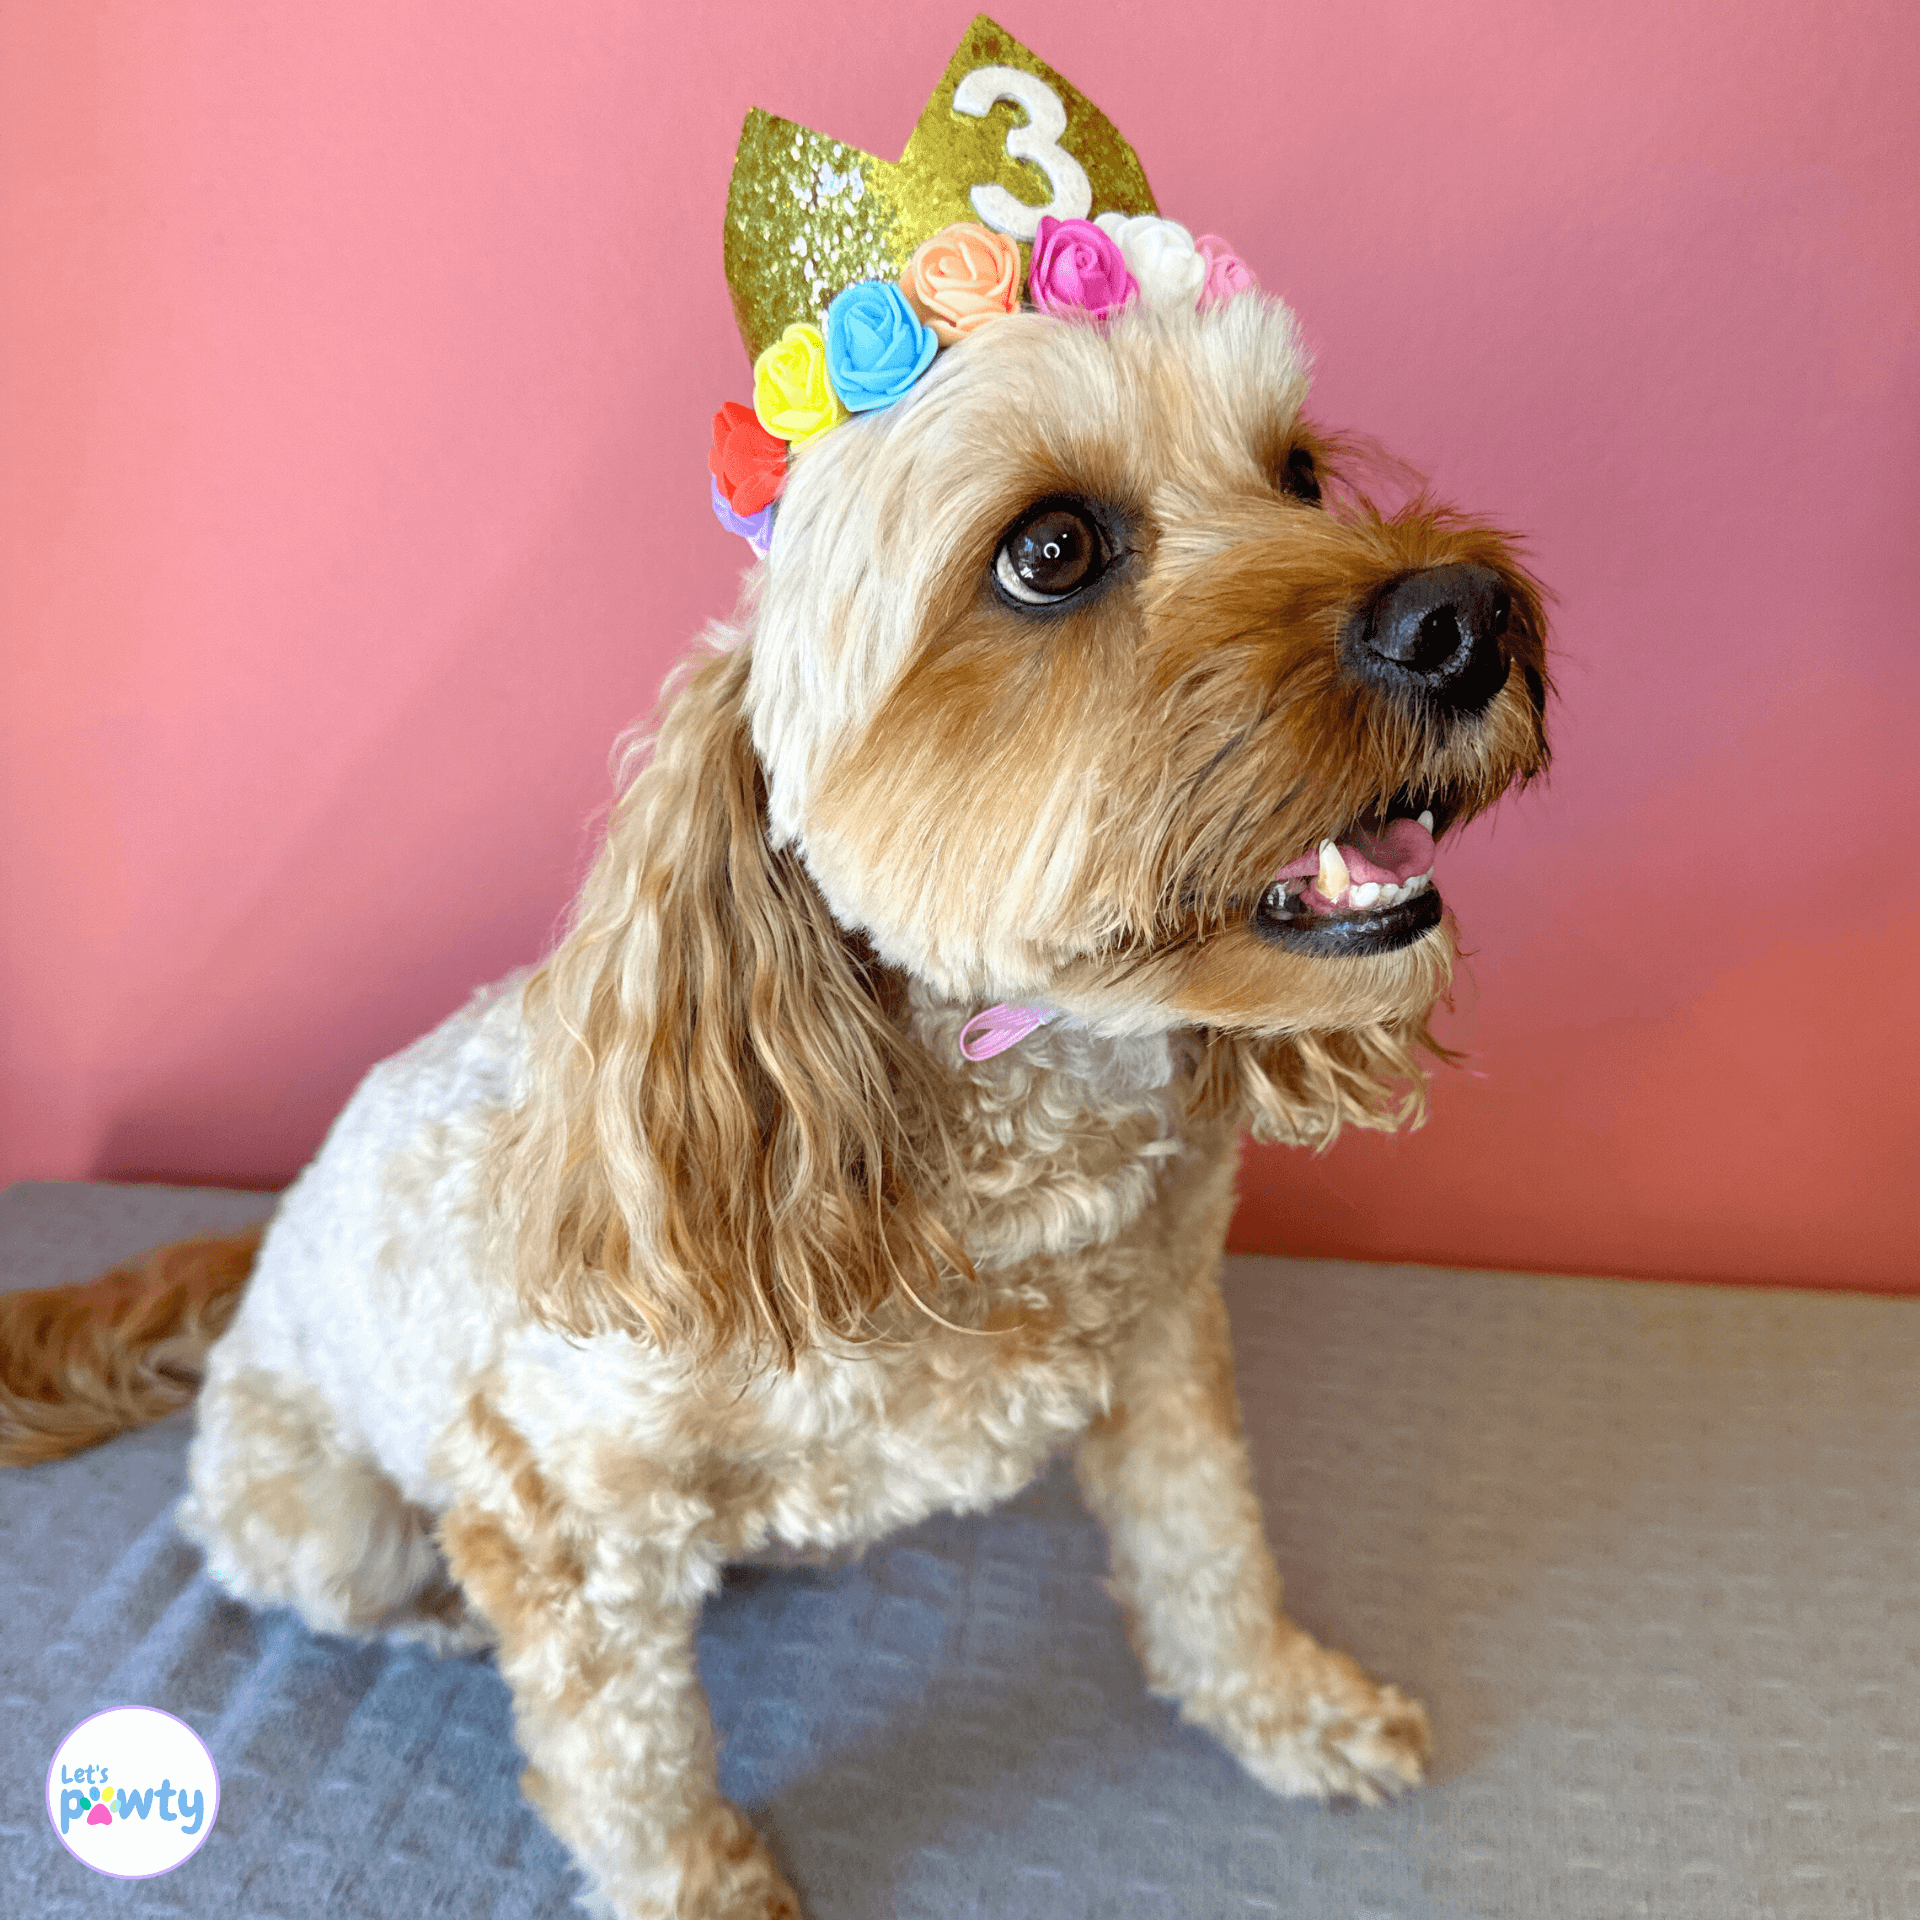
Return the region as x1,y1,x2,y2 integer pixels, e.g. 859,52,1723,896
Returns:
709,16,1259,552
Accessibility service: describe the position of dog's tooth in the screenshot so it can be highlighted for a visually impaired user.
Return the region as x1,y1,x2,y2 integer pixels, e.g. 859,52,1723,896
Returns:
1379,882,1403,906
1418,809,1435,832
1317,840,1350,902
1350,881,1382,909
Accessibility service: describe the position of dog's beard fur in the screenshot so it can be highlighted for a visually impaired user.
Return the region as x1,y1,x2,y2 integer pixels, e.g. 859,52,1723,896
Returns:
491,295,1549,1363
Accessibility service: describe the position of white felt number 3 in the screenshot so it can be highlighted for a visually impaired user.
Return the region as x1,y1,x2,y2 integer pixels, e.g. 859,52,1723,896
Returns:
951,66,1093,240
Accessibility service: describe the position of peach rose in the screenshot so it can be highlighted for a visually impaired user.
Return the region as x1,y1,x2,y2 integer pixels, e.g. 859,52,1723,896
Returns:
901,222,1023,346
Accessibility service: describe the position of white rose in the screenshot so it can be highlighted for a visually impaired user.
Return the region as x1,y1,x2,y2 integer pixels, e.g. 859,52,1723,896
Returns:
1095,213,1207,311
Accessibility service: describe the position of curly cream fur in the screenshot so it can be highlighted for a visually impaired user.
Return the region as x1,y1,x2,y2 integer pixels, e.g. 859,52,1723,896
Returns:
14,294,1549,1918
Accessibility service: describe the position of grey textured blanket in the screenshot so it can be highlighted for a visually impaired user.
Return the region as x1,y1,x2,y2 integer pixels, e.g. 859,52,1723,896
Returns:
2,1180,1914,1918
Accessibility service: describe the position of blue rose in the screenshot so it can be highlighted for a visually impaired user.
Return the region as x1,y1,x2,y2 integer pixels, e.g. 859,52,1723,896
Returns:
824,280,938,412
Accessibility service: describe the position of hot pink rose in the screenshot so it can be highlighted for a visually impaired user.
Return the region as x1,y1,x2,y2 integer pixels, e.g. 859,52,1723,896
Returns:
1027,216,1137,321
1194,234,1259,308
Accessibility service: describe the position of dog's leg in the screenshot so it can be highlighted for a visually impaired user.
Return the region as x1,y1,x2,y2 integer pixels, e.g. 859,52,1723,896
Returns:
1073,1260,1430,1804
440,1492,798,1920
181,1364,487,1653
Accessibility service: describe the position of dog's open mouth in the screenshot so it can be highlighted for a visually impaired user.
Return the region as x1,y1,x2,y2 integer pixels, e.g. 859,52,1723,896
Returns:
1253,800,1447,957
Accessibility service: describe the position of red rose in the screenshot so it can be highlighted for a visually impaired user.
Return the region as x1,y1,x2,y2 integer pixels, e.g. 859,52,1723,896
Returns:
709,402,787,516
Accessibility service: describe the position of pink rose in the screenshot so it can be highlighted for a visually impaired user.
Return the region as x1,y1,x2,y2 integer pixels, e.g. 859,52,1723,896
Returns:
1194,234,1259,308
1027,215,1137,322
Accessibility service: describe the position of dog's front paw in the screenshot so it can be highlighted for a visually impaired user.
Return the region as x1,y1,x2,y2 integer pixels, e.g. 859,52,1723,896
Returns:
676,1799,803,1920
576,1799,801,1920
1205,1633,1432,1807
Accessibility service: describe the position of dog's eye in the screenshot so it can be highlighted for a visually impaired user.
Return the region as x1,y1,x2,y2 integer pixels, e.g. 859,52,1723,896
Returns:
993,502,1107,607
1278,445,1322,505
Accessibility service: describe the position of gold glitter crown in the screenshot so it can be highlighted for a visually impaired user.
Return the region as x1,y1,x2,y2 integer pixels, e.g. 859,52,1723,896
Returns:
723,16,1157,362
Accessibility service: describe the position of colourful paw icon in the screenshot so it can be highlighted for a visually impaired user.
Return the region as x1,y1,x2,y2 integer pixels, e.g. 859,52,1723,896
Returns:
85,1793,112,1824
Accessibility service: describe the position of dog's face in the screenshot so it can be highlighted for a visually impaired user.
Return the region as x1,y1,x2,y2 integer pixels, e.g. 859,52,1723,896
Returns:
501,292,1551,1356
746,293,1549,1040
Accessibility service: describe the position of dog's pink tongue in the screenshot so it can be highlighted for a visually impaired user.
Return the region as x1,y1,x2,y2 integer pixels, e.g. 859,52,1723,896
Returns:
1272,816,1436,888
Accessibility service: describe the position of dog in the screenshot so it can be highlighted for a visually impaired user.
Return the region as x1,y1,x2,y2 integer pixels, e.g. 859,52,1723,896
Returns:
1,46,1549,1920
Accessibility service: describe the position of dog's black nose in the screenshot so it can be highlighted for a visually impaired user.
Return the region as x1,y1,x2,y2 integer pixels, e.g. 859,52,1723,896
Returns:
1344,564,1511,715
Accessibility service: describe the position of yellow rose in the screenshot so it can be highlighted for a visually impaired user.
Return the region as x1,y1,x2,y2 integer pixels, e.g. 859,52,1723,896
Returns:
752,323,847,444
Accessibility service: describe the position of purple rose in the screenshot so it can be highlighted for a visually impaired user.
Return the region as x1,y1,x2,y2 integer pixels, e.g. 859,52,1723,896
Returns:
710,475,773,555
1027,216,1137,321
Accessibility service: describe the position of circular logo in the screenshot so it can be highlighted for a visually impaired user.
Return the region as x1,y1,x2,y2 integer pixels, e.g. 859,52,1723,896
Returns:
46,1705,220,1879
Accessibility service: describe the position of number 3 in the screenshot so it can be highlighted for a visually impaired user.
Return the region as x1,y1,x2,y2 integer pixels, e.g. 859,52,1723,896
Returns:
951,66,1093,240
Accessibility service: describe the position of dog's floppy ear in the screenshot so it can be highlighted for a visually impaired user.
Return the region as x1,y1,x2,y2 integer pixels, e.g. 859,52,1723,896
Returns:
490,645,962,1365
1187,1023,1441,1149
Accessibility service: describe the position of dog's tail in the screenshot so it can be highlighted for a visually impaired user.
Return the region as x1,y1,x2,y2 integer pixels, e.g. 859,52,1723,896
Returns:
0,1229,263,1467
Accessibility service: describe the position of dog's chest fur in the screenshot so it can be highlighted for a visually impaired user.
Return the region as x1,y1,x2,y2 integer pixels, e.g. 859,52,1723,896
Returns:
467,1002,1231,1565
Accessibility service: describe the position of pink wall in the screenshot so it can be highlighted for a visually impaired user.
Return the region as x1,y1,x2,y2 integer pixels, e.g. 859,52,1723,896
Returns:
4,3,1915,1291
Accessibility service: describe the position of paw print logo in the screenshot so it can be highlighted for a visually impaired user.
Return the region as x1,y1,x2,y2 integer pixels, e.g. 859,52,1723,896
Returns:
47,1706,219,1877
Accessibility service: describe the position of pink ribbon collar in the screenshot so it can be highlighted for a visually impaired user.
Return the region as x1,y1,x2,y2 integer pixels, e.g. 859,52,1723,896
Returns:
957,1003,1054,1062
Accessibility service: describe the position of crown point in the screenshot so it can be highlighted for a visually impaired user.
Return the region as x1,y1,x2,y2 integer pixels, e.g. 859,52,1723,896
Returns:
723,18,1155,363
